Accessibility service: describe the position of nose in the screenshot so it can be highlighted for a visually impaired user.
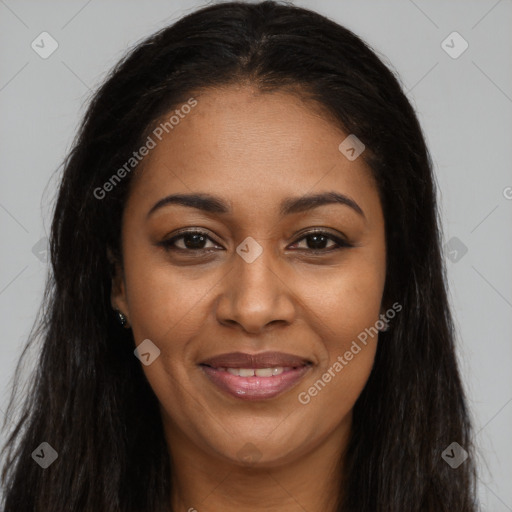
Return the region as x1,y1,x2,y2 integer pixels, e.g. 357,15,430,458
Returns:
215,242,296,334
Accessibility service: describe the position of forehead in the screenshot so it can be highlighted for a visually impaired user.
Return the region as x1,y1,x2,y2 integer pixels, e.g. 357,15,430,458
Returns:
127,84,380,222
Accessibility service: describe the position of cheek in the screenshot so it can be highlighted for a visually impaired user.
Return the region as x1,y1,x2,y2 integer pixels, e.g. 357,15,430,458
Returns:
297,341,377,441
294,255,385,343
295,277,381,423
123,249,220,344
292,257,383,403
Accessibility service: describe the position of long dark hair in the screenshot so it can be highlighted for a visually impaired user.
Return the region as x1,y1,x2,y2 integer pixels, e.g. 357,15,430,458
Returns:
0,1,479,510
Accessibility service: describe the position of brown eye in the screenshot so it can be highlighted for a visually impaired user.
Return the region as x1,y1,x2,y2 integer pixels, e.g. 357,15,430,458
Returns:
160,230,220,252
159,229,351,254
289,231,352,253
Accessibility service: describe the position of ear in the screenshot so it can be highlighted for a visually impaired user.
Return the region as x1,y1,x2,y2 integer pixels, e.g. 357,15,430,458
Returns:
107,247,129,321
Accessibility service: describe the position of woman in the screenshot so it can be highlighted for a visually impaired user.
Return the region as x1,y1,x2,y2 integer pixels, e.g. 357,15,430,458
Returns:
0,1,479,510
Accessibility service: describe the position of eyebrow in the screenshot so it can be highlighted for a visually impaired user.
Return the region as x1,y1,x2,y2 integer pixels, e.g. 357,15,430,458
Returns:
146,191,365,219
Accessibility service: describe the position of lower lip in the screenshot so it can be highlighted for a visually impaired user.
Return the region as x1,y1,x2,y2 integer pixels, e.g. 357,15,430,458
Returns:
200,365,311,401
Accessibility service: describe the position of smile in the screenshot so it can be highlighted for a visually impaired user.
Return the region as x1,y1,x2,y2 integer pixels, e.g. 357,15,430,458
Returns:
198,350,314,400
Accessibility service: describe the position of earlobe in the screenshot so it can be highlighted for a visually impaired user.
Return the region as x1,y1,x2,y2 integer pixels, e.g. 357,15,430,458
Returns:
378,300,394,332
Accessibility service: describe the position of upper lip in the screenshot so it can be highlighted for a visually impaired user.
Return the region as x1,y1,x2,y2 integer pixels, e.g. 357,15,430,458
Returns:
199,351,313,369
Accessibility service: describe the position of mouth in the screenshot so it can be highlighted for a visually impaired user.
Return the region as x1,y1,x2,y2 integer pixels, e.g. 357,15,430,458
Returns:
198,351,313,401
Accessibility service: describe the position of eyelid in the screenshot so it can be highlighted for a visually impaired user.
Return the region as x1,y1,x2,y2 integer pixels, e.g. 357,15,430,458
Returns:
158,227,352,253
160,228,221,251
290,228,351,250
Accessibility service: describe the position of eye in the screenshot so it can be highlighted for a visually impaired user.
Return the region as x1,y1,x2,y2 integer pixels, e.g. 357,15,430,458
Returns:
159,230,220,252
289,230,352,253
158,228,352,254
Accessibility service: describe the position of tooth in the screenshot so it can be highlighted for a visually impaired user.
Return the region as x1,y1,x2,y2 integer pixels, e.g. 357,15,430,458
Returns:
255,368,273,377
223,367,290,377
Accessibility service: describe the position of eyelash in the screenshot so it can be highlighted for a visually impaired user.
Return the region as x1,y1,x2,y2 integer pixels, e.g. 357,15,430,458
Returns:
158,229,352,255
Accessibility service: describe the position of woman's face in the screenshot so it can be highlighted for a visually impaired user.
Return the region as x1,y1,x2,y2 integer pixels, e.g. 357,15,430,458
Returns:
112,84,387,468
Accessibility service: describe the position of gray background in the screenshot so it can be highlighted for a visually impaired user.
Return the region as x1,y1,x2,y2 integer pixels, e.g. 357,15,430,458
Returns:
1,0,511,508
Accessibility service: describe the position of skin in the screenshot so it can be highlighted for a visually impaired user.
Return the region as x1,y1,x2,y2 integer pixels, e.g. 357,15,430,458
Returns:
111,84,387,512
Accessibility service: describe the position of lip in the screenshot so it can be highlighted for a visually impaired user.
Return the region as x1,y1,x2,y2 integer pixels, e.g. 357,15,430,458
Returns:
200,365,312,401
199,351,312,369
199,351,313,401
